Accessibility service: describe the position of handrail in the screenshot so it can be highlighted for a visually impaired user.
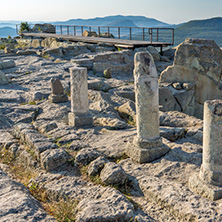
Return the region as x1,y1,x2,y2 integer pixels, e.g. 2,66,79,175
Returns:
16,24,174,45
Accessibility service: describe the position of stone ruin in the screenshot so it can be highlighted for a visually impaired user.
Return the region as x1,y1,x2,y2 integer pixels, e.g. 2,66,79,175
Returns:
159,38,222,119
32,23,56,33
48,78,68,103
68,67,93,127
1,36,222,221
126,52,169,163
189,100,222,200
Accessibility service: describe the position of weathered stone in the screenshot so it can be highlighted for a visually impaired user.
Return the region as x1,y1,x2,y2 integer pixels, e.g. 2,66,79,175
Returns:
160,38,222,118
38,122,58,134
118,100,136,123
4,47,11,54
172,82,182,90
148,46,161,61
68,67,93,127
32,24,55,33
57,133,80,145
19,150,37,168
174,89,195,115
83,30,98,37
88,79,112,92
100,32,115,38
16,50,37,55
50,78,64,95
126,52,170,163
48,93,68,103
87,156,109,176
33,141,58,159
0,169,56,221
41,37,57,48
76,187,134,222
159,110,203,128
0,70,8,85
160,126,186,142
159,87,181,112
68,140,89,151
189,100,222,200
75,148,101,166
31,39,41,48
0,60,16,69
199,100,222,186
100,162,127,185
40,149,70,171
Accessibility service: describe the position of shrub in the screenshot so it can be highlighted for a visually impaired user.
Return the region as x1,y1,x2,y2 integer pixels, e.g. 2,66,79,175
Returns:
19,22,30,33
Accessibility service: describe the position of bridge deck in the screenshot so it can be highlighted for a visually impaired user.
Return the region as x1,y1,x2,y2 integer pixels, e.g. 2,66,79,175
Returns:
21,32,172,49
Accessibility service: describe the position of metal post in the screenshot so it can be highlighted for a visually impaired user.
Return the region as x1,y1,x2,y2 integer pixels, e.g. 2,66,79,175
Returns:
98,27,100,36
60,26,62,35
157,29,159,42
16,24,18,34
143,28,145,41
89,26,91,32
149,28,153,43
118,27,120,39
130,28,132,40
81,26,83,36
172,29,174,45
74,26,76,35
67,26,69,35
108,27,110,36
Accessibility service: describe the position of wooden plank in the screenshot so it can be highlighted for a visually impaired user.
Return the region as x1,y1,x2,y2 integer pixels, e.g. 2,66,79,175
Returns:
21,32,172,48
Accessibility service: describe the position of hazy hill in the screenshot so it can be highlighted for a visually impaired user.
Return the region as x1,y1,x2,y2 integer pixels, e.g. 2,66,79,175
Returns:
54,15,169,27
107,19,137,27
0,27,16,38
174,17,222,46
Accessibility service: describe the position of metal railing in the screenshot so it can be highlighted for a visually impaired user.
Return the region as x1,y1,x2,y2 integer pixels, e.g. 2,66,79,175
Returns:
16,24,174,45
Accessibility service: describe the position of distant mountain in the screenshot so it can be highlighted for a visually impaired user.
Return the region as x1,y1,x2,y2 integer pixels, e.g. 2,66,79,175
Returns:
107,19,137,27
53,15,170,28
174,17,222,46
0,27,16,38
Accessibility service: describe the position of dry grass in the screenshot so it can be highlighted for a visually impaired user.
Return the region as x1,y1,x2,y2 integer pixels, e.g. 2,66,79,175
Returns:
0,147,78,221
44,198,78,222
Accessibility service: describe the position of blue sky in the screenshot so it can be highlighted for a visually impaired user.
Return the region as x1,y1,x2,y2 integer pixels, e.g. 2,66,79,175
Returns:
1,0,222,24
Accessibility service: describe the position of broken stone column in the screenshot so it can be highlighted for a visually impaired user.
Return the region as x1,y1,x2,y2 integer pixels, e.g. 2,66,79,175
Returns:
126,52,169,163
48,78,68,103
68,67,93,127
189,100,222,200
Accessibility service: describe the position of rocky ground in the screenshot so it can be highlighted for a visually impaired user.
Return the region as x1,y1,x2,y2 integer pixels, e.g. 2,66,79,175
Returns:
0,37,222,221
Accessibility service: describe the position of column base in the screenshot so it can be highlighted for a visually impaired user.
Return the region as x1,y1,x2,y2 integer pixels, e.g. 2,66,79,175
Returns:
125,137,170,163
68,112,93,127
189,173,222,201
199,165,222,186
48,94,68,103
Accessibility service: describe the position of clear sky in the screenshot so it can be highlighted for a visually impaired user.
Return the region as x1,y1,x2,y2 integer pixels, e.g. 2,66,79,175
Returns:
1,0,222,24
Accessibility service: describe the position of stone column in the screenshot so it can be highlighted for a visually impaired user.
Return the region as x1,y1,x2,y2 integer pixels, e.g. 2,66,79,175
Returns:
189,100,222,200
126,52,169,163
68,67,93,127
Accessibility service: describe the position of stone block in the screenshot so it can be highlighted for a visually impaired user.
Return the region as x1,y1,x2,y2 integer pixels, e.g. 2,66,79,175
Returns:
189,173,222,201
40,149,69,171
126,139,170,163
100,162,127,186
48,94,68,103
68,112,93,127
